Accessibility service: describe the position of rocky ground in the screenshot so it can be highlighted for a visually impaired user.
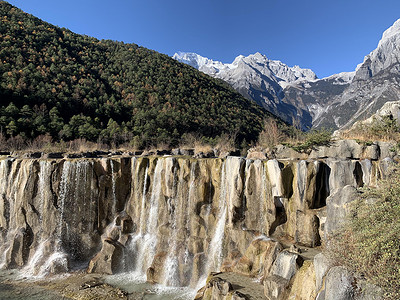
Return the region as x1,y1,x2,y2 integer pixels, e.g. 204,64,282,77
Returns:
0,270,146,300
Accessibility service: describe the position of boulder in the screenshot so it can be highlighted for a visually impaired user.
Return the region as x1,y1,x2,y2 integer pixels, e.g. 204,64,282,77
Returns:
288,260,317,300
146,251,167,284
314,253,332,291
231,238,283,277
324,185,357,238
377,141,397,159
273,144,308,160
263,274,290,300
246,150,267,160
87,238,124,275
270,250,303,281
324,266,354,300
198,277,233,299
327,160,359,191
354,280,383,300
294,210,321,247
379,157,394,179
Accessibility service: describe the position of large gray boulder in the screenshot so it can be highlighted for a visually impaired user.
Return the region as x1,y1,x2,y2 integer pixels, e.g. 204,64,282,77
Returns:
270,250,303,280
324,266,354,300
314,253,332,291
325,185,357,238
309,140,363,160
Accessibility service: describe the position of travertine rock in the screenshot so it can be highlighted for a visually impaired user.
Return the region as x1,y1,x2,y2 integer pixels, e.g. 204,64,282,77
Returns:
0,154,387,298
314,253,332,292
87,238,124,275
324,266,354,300
288,260,317,300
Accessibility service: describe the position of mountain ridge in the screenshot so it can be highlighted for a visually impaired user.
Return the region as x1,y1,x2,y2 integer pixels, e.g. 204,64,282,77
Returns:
174,18,400,130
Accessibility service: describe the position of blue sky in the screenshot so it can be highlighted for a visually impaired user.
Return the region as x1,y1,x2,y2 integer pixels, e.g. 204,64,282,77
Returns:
6,0,400,78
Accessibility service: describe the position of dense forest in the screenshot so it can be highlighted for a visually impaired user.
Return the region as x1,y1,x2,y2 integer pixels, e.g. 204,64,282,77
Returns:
0,2,275,148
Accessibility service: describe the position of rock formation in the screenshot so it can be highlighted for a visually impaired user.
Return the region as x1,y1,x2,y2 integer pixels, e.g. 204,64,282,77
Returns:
0,147,392,299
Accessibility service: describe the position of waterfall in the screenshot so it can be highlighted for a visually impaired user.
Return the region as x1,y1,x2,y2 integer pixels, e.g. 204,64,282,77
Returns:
35,160,71,276
138,163,149,235
22,160,52,276
110,159,118,215
57,161,71,241
161,159,183,287
206,160,228,273
267,159,283,197
0,158,10,196
184,162,197,265
37,161,51,226
130,158,163,278
0,155,11,269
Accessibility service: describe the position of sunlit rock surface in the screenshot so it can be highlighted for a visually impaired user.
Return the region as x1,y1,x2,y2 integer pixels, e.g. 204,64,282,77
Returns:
0,154,390,299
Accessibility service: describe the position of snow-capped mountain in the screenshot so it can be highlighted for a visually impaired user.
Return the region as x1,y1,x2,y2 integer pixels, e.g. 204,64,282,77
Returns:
312,18,400,129
174,18,400,130
173,52,318,128
173,52,317,88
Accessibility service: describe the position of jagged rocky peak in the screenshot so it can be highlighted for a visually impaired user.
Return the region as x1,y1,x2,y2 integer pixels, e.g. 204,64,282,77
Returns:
354,18,400,81
173,51,318,88
321,71,355,85
172,51,236,75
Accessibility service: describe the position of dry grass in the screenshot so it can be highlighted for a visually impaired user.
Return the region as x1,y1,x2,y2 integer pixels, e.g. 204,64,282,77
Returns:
180,132,213,154
326,166,400,300
339,116,400,143
214,132,237,154
0,133,111,153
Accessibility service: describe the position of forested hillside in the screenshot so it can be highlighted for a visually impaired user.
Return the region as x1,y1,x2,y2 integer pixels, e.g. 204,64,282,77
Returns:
0,2,271,148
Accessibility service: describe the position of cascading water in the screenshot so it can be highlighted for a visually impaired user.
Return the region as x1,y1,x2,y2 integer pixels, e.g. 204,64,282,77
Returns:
22,160,52,276
161,159,184,287
37,161,51,226
138,163,149,236
0,158,11,269
197,157,244,288
130,158,163,278
110,159,118,215
183,162,197,266
58,161,70,240
35,160,71,276
267,159,283,197
205,160,228,274
253,159,268,234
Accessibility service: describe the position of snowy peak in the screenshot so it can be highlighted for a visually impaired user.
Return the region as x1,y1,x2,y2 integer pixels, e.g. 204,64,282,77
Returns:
172,52,237,75
321,71,355,85
354,18,400,81
173,51,318,88
378,18,400,48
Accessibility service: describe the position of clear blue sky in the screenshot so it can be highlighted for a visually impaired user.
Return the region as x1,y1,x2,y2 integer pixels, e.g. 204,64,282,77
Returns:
6,0,400,78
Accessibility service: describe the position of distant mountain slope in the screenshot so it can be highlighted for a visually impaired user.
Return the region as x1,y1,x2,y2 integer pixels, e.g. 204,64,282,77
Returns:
0,2,271,146
175,19,400,131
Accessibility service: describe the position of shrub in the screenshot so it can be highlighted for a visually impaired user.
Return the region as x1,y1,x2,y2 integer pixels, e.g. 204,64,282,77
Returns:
288,128,332,152
257,118,285,149
327,167,400,300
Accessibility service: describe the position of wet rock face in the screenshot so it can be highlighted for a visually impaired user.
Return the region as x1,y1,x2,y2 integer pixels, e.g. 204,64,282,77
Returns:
0,155,389,292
